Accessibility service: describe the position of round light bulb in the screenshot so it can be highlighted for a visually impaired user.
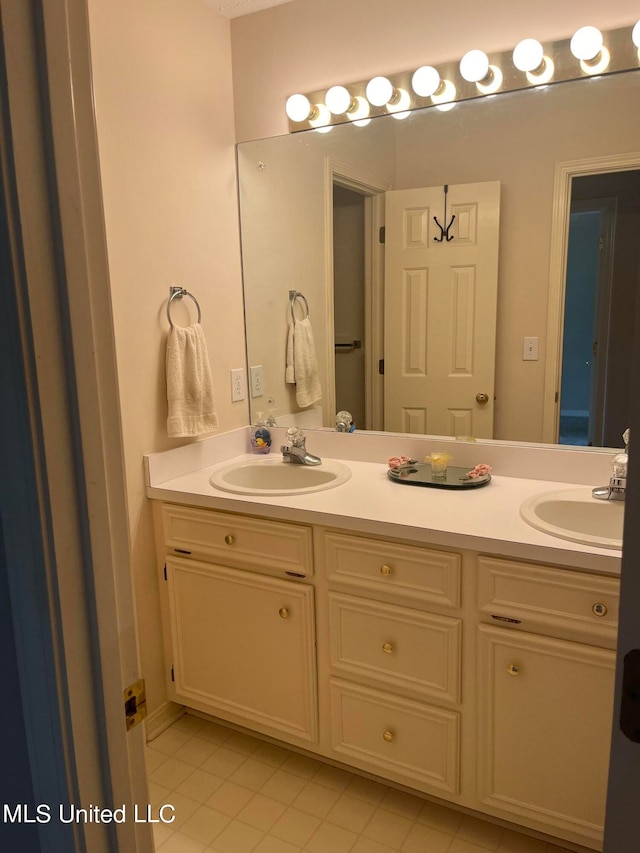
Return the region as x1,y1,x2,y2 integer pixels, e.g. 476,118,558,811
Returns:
365,76,394,106
460,49,490,83
431,80,456,111
386,88,411,114
285,93,312,123
325,85,352,115
346,96,371,122
411,65,441,97
308,103,331,129
632,20,640,48
513,39,544,72
570,26,603,61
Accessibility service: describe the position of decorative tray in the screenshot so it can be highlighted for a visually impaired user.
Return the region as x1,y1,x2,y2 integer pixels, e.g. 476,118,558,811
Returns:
387,463,491,489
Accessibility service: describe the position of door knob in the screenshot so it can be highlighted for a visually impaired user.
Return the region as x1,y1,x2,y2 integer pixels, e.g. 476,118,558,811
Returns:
476,392,489,404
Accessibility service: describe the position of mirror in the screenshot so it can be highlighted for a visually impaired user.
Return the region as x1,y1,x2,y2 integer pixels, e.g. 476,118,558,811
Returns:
237,70,640,446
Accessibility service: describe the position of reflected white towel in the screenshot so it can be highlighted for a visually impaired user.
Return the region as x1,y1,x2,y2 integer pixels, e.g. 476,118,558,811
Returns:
166,323,218,438
285,318,322,408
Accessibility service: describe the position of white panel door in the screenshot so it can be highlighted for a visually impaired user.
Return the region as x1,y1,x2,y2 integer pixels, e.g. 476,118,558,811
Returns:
384,182,500,437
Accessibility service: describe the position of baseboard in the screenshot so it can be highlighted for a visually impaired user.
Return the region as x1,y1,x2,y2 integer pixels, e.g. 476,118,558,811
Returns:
144,700,185,742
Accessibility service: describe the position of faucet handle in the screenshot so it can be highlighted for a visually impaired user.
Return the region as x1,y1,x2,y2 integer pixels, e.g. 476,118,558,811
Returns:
286,426,306,447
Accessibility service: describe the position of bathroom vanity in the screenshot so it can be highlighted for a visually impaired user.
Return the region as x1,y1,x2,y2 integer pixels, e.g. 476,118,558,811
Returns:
147,430,621,852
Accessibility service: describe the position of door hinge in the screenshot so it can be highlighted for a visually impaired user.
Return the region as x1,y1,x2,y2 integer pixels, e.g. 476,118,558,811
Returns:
171,665,175,682
378,358,385,375
379,226,385,244
555,390,559,403
124,678,147,731
164,564,167,580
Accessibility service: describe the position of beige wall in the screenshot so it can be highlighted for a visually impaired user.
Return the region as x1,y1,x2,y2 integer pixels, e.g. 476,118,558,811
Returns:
230,0,640,142
88,0,246,716
239,122,394,427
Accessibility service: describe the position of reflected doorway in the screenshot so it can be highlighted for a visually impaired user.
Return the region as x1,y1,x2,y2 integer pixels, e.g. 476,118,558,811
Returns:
559,170,640,446
333,185,366,429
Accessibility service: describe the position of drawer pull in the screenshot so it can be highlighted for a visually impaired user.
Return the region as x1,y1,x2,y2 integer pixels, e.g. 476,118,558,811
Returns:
592,603,608,617
507,664,520,676
382,730,395,743
279,608,289,619
380,564,393,577
224,534,235,545
491,614,521,624
382,643,394,654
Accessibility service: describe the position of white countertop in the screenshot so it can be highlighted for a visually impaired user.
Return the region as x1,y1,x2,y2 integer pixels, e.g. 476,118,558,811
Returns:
146,451,621,576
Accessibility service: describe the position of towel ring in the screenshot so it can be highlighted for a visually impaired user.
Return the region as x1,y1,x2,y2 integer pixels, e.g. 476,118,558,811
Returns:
289,289,309,322
167,286,202,328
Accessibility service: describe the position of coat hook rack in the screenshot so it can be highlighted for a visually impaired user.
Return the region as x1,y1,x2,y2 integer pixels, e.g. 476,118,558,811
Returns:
434,184,455,243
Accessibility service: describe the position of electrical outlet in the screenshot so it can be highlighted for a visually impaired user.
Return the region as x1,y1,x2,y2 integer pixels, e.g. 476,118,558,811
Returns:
250,365,264,398
523,336,539,361
230,368,245,402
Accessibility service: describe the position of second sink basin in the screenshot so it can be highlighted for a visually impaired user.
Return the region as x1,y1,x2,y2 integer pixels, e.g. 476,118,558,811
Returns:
520,488,624,550
210,456,352,496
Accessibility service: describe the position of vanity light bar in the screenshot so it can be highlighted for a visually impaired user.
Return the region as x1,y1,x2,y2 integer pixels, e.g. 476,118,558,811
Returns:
286,23,640,132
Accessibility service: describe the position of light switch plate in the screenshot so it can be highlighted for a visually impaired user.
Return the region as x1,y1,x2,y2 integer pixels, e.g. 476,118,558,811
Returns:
523,336,539,361
230,368,245,401
250,365,264,398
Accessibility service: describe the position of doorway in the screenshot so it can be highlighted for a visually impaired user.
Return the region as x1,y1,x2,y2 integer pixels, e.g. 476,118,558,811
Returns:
333,185,366,429
558,170,640,446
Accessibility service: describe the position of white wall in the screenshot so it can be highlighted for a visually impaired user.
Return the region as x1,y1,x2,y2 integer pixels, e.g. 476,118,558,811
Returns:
230,0,640,142
87,0,246,717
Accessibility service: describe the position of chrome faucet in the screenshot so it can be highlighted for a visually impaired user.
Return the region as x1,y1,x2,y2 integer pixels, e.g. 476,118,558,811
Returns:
593,429,629,502
281,427,322,466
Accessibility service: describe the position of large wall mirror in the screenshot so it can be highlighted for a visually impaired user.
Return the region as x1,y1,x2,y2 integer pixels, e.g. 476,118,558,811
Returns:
237,70,640,448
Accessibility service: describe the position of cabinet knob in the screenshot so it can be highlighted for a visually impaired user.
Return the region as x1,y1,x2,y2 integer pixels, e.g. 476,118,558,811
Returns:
507,664,520,676
380,564,393,577
382,730,394,743
382,643,394,654
592,603,608,617
224,534,235,546
279,608,289,619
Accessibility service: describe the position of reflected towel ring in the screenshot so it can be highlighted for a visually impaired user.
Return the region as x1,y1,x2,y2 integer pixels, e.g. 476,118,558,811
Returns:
289,289,309,322
167,286,202,328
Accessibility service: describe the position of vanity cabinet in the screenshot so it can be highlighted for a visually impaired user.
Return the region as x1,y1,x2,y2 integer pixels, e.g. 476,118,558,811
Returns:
155,504,318,743
152,501,620,851
323,530,463,797
476,556,619,848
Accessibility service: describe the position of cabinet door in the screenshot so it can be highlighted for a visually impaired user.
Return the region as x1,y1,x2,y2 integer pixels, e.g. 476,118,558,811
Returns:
165,557,317,742
477,625,615,847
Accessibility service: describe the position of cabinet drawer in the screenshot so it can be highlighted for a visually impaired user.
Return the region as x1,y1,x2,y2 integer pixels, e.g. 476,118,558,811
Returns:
330,679,459,794
325,531,460,609
478,556,619,645
329,593,461,703
160,503,313,577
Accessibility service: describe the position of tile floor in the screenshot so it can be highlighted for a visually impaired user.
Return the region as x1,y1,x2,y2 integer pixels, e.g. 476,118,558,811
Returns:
146,714,577,853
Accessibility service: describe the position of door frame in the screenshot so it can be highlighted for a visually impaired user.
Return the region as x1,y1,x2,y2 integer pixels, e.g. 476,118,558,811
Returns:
542,152,640,444
1,1,152,850
323,158,389,429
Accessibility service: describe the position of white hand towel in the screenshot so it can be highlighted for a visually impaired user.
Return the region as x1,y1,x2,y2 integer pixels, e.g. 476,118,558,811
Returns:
166,323,218,438
285,321,296,384
285,317,322,408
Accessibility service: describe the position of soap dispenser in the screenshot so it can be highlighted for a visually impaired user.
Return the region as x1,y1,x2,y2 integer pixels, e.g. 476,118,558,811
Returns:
264,397,278,427
593,428,629,501
250,412,272,454
610,428,630,491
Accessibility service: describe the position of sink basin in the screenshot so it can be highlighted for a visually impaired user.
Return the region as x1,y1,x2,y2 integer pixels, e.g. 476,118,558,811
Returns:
520,488,624,550
210,457,351,496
